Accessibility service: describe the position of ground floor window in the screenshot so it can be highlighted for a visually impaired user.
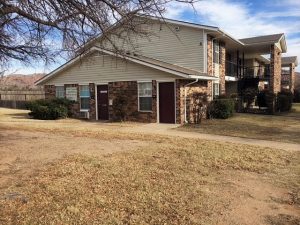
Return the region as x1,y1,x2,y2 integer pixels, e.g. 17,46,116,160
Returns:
213,82,220,98
138,82,152,111
80,85,90,110
55,86,65,98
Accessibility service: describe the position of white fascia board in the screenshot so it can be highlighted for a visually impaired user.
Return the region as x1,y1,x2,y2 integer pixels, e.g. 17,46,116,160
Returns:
225,76,238,81
188,75,219,81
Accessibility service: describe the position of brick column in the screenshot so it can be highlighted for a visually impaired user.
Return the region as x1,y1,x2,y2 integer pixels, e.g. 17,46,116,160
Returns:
219,42,226,95
207,35,213,100
289,63,295,93
270,44,282,94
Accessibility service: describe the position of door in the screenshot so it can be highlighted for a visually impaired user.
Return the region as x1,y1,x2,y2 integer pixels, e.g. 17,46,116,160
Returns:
159,82,175,123
97,85,109,120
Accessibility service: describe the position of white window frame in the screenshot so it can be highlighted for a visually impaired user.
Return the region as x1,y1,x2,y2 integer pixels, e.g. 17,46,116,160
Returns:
79,85,90,111
213,82,220,97
55,85,65,98
213,41,220,64
138,81,152,112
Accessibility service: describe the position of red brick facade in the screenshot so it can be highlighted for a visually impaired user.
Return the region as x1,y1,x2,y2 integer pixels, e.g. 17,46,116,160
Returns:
176,79,212,124
290,63,295,93
219,42,226,95
270,44,282,94
108,81,157,123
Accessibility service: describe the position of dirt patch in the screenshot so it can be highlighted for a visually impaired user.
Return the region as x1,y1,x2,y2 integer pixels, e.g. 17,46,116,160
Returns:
214,171,300,225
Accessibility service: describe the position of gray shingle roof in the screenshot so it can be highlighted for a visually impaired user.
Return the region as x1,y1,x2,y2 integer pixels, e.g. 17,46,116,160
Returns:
281,56,298,66
239,33,284,45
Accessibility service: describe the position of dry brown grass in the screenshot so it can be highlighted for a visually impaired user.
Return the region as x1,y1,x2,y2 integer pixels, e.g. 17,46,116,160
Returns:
0,107,299,224
0,136,299,225
180,104,300,144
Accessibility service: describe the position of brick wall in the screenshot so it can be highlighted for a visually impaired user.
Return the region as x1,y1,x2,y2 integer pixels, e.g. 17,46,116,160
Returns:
219,42,226,95
290,63,295,93
108,81,157,122
176,79,211,124
207,35,213,76
270,44,282,94
44,85,55,99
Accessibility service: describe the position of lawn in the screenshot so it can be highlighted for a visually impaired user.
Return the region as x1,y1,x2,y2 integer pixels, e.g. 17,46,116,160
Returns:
0,108,300,224
179,103,300,144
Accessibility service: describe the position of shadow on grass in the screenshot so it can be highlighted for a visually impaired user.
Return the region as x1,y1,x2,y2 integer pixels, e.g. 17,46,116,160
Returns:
265,214,300,225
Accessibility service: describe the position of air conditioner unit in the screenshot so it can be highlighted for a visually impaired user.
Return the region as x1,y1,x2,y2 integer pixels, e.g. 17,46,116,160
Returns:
79,111,89,119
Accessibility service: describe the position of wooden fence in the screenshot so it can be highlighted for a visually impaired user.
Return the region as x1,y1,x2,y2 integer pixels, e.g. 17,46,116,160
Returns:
0,90,45,109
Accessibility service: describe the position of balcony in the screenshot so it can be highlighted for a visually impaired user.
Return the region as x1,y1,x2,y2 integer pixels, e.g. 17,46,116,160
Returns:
226,61,270,80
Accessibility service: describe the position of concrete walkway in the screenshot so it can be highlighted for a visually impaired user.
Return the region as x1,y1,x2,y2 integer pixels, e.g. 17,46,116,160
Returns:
121,123,300,152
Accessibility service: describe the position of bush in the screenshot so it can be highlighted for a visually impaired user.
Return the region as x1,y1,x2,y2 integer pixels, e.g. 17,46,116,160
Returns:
276,91,293,112
208,98,235,119
112,90,128,121
257,91,268,108
294,89,300,103
243,87,258,108
26,98,73,120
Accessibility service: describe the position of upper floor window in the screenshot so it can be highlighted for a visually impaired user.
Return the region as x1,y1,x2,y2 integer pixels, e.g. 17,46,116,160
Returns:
138,82,152,111
55,86,65,98
80,85,90,110
213,41,220,64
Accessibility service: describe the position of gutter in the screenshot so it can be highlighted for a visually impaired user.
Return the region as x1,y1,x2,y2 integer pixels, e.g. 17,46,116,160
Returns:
184,79,199,123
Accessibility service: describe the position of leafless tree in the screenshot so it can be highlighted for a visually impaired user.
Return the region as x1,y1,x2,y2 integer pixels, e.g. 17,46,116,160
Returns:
0,0,195,69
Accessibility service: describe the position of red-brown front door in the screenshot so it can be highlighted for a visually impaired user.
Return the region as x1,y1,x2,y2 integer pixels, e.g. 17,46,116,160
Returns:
97,85,109,120
159,82,175,123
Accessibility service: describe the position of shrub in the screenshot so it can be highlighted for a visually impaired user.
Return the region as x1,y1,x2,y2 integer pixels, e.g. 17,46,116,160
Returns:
190,92,208,124
243,87,258,108
26,98,73,120
294,89,300,103
257,91,268,108
276,91,293,112
112,90,128,121
208,98,235,119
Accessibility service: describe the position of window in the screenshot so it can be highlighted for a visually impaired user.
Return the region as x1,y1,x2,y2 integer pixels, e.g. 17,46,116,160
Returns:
138,82,152,111
55,86,65,98
80,85,90,110
213,82,220,97
213,41,220,64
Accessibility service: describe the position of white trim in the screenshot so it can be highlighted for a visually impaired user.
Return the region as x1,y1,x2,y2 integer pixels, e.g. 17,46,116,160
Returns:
95,85,98,121
95,82,108,85
55,84,64,87
80,109,89,112
137,81,153,112
137,80,152,83
225,76,238,81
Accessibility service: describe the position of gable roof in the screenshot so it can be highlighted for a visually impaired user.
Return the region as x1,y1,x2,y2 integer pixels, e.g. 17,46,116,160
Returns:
239,34,284,45
35,47,217,85
281,56,298,66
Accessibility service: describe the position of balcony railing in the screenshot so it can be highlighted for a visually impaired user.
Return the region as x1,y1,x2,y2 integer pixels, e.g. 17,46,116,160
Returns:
226,61,270,80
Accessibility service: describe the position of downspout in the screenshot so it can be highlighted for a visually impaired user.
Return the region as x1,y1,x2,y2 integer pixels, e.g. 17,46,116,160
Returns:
184,78,199,123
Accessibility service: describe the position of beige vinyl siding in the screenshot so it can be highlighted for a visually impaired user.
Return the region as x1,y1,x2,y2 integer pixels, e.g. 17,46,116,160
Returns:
43,53,177,85
97,22,205,72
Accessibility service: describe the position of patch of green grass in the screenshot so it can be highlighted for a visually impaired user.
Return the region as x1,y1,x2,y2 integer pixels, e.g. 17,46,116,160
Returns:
1,139,299,225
